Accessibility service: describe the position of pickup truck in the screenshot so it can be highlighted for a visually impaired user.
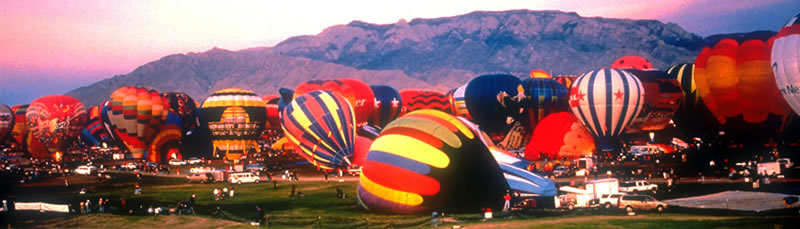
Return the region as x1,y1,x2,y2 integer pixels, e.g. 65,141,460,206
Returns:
619,180,658,194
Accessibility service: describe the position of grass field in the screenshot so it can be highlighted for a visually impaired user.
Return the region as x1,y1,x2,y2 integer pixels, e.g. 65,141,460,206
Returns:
6,172,800,228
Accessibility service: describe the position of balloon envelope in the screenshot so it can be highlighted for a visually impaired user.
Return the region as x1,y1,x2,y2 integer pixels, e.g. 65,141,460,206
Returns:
624,69,684,133
399,89,453,114
696,37,792,137
10,104,29,146
464,74,526,136
200,88,266,161
105,87,167,158
282,90,356,170
357,109,509,213
569,69,644,151
611,56,653,70
162,92,200,133
368,85,402,128
772,13,800,116
524,112,595,161
26,95,87,153
0,104,13,142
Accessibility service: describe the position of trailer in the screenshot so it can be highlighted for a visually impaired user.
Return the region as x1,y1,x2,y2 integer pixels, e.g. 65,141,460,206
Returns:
758,162,781,176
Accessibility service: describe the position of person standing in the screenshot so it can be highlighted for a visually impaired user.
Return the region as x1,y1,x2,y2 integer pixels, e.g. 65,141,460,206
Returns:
229,187,235,198
222,187,229,199
213,188,220,201
503,192,511,211
190,193,197,206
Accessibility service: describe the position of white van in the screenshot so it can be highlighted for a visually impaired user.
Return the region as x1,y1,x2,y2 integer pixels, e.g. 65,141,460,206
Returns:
228,172,260,184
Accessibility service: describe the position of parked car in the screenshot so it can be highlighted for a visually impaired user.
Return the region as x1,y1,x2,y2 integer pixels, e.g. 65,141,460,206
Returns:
169,159,187,166
599,193,625,209
187,173,212,183
228,172,260,184
618,194,667,212
187,157,203,165
122,162,139,170
75,165,97,175
553,166,571,177
146,162,159,169
190,166,214,174
619,180,658,194
245,164,266,173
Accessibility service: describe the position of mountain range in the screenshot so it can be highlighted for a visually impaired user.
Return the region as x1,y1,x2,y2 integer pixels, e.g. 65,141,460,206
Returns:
67,10,766,106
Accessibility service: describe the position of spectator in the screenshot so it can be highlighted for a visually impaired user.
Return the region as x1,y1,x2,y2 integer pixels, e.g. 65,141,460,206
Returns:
503,192,511,211
229,187,235,198
190,193,196,206
86,199,92,213
147,206,154,215
213,188,220,201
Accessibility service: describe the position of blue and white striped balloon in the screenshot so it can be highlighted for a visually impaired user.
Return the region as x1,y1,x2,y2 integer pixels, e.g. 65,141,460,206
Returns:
569,69,644,151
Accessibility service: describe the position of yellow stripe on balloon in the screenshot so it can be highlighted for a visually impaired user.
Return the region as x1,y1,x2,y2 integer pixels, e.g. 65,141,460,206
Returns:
384,117,461,148
370,134,450,168
406,110,474,139
360,173,423,206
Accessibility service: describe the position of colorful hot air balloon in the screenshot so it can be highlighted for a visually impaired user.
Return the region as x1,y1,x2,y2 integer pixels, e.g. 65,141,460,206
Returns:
162,92,200,133
352,135,373,167
772,13,800,116
26,95,88,154
529,69,552,78
148,112,183,163
399,89,453,114
295,78,375,127
464,74,526,137
84,105,110,146
105,87,167,158
696,37,792,136
667,64,716,136
569,69,644,151
611,56,653,70
9,104,28,146
524,112,595,161
200,88,267,161
368,85,402,128
553,75,578,89
357,109,509,213
282,90,356,170
27,132,51,159
521,77,569,129
448,84,471,120
624,69,684,133
488,146,557,196
0,104,13,142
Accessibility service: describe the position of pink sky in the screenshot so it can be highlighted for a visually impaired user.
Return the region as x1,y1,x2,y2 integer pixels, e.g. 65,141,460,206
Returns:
0,0,796,105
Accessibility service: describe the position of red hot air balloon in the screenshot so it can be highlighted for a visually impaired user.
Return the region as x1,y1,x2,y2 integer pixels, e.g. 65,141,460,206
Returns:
262,95,282,129
611,56,654,70
524,112,595,161
400,89,453,114
695,38,792,137
26,95,87,155
529,69,551,78
105,87,168,159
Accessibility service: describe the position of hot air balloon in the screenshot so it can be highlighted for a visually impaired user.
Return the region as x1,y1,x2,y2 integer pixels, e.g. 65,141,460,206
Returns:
488,146,557,196
521,77,569,129
162,92,200,133
624,69,684,133
448,84,471,119
464,74,526,138
200,88,267,161
277,88,294,113
524,112,595,161
569,69,644,151
357,109,509,213
0,104,13,142
553,75,578,89
9,104,28,147
399,89,453,114
352,135,373,167
529,69,552,78
83,106,110,146
695,37,792,137
148,112,183,163
262,95,282,129
611,56,653,70
282,90,356,170
105,87,167,159
294,78,375,127
772,13,800,116
27,132,51,159
26,95,88,155
368,85,402,128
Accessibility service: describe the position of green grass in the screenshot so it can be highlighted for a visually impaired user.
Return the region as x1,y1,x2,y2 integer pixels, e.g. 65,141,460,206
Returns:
10,174,800,228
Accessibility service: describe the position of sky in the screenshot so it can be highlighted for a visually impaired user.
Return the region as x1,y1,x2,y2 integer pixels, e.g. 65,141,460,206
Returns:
1,0,798,105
